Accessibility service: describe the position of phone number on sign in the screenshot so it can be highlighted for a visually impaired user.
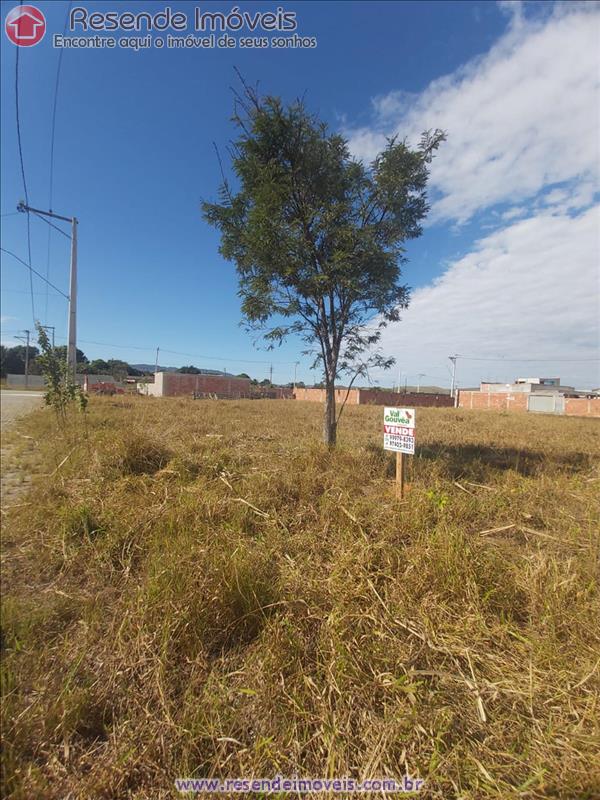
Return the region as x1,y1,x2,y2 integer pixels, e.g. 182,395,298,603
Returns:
384,433,415,453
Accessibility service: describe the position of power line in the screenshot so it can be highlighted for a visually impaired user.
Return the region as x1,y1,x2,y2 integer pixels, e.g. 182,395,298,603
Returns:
1,247,70,299
45,1,72,321
77,338,155,352
456,355,599,363
68,340,299,366
31,210,71,239
15,45,35,323
1,289,65,297
160,347,298,365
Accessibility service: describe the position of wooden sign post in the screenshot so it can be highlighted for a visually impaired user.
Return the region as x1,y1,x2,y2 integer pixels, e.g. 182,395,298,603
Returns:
383,407,415,499
396,451,405,499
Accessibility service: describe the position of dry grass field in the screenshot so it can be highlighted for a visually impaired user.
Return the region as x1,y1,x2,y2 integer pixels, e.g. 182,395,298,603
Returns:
1,397,599,799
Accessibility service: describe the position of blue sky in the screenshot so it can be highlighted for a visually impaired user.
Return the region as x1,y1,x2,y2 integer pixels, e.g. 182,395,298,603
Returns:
1,0,598,388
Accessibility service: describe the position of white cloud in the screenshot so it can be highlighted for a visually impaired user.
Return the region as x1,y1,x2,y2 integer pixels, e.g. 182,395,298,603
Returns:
373,205,600,389
500,206,527,221
346,4,600,224
497,0,524,26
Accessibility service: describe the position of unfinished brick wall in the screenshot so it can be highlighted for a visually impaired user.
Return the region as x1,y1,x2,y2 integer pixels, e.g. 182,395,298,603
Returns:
255,386,295,399
295,387,453,407
458,391,600,418
161,373,251,398
458,391,528,411
564,398,600,418
358,390,454,408
294,388,361,404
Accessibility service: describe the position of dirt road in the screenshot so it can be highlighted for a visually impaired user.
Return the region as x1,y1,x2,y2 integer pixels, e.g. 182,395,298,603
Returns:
1,390,44,431
1,391,45,507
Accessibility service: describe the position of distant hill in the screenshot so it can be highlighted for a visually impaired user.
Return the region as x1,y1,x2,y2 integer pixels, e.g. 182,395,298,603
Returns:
131,364,178,373
131,364,234,377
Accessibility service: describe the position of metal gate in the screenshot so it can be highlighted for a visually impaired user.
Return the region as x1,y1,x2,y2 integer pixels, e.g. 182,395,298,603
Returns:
528,394,564,414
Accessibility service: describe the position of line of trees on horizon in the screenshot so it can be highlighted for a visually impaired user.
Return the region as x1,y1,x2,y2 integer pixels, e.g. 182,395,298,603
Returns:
0,345,149,380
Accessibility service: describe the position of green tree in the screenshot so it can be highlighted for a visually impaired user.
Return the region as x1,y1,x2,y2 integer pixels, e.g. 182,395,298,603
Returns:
82,359,110,374
177,365,201,374
105,359,130,380
203,83,443,445
0,345,40,376
35,324,86,425
54,346,88,365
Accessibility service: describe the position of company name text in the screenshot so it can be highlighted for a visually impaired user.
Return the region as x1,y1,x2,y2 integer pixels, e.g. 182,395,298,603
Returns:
69,6,298,34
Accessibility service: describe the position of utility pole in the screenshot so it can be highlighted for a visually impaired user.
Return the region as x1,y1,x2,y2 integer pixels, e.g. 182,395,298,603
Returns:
68,218,78,379
24,330,30,389
417,373,426,393
15,330,30,388
293,361,299,389
155,346,160,374
17,202,77,379
269,363,273,385
449,355,458,400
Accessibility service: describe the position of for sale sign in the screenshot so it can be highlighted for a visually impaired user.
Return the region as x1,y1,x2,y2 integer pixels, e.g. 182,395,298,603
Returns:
383,407,415,454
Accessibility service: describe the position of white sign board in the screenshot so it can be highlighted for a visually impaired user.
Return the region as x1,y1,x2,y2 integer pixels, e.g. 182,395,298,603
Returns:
383,407,415,454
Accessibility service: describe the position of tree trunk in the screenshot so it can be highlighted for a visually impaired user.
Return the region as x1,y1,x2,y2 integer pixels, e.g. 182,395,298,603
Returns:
323,379,337,447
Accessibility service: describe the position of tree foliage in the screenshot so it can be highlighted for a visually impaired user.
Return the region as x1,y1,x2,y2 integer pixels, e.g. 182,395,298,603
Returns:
203,81,444,444
177,365,202,374
1,345,40,377
53,346,88,365
35,324,87,425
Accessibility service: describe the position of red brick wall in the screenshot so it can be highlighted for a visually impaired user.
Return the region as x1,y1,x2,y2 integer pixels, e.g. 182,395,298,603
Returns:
565,398,600,418
358,390,454,408
295,387,453,408
294,388,361,404
254,386,295,399
162,373,251,398
458,391,599,417
458,391,528,412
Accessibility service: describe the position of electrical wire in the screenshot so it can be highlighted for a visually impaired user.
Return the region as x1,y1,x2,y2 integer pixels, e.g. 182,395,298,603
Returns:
455,355,599,363
69,340,299,366
160,347,298,365
45,1,72,321
1,247,70,299
31,210,71,239
15,45,35,323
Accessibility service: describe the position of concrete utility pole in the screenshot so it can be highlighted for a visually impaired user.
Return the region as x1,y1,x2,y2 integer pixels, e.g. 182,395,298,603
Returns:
24,330,30,388
449,355,458,400
15,329,30,388
269,364,273,385
293,361,299,389
155,346,160,375
17,202,77,379
68,218,78,379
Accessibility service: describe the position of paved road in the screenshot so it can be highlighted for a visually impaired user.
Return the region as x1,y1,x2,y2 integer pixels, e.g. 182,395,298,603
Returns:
0,390,45,431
